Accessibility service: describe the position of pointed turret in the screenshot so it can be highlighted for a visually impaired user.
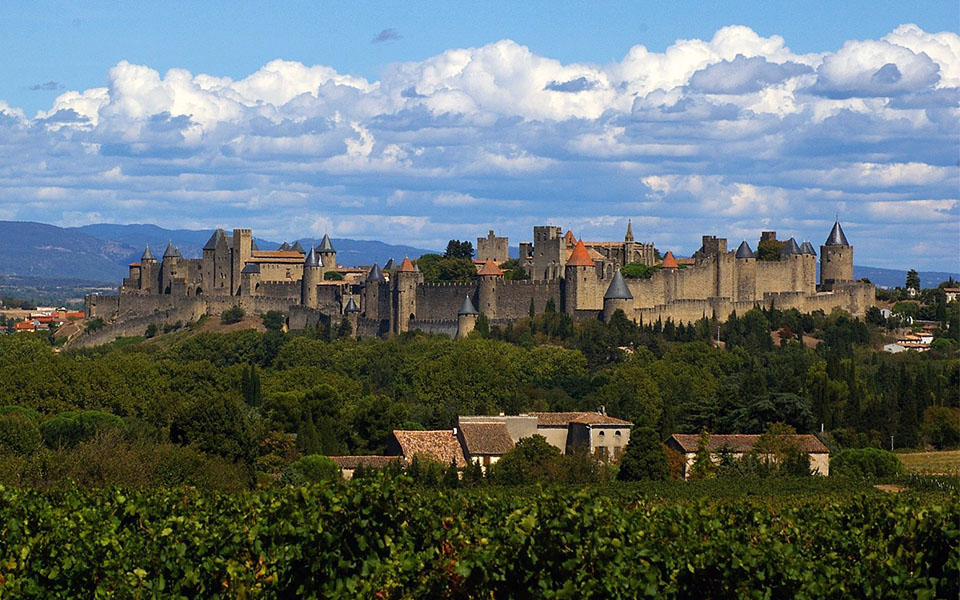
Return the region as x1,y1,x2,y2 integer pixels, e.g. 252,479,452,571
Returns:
566,239,595,267
825,220,849,246
304,246,320,267
290,241,305,253
318,234,335,253
477,258,503,276
203,229,225,251
780,238,802,256
277,242,291,251
383,258,397,271
141,245,156,261
661,251,679,269
397,257,416,273
458,295,479,315
162,241,181,259
625,219,634,243
366,263,385,282
800,241,817,256
735,241,755,259
344,297,360,313
250,239,259,251
604,269,633,300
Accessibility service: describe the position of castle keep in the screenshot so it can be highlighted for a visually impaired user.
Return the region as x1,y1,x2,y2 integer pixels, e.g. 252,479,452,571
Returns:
84,220,873,344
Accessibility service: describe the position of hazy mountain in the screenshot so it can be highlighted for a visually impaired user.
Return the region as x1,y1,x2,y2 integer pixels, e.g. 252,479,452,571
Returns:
853,266,957,290
0,221,437,282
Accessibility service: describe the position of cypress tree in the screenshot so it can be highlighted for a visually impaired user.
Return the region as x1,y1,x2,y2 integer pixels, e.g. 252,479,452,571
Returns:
617,426,669,481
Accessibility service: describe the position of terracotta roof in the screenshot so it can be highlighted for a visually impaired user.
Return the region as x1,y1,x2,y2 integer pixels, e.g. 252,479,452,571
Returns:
587,247,606,260
392,430,466,467
668,433,829,454
459,422,515,456
15,321,35,331
328,456,402,470
661,251,679,269
529,411,632,427
477,258,503,276
566,239,595,267
397,257,416,273
129,262,141,267
563,230,576,246
252,251,304,259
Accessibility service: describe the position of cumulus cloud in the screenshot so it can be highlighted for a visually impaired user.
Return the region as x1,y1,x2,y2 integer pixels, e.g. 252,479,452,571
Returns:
0,24,958,269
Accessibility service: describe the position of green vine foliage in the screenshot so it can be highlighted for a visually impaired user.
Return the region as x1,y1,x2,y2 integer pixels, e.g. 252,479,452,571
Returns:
0,478,956,598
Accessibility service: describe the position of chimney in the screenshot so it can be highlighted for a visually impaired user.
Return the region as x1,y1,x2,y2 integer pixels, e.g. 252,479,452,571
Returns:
599,405,606,416
452,427,458,436
499,411,505,416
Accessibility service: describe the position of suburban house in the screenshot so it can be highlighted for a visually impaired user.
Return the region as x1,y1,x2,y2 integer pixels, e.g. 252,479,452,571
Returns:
665,433,831,477
387,410,634,471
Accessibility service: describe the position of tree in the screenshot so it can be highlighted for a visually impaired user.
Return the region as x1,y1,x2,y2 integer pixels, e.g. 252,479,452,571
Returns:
865,306,886,327
324,271,344,281
221,305,245,324
417,254,477,283
145,323,158,338
688,431,717,479
169,394,254,464
756,238,786,261
240,364,262,407
499,259,528,281
288,455,341,483
262,310,284,331
442,459,460,488
444,240,474,260
921,406,960,450
621,262,658,279
617,426,669,481
488,434,561,485
906,269,921,291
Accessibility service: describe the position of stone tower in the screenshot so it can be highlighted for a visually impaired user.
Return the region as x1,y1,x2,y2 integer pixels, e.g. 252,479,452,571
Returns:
780,238,805,292
734,241,756,302
240,262,260,296
343,296,361,337
477,259,502,319
456,295,479,339
318,234,337,271
477,230,509,262
563,239,596,315
140,245,158,294
532,225,563,280
603,269,633,322
820,220,852,290
231,229,252,296
623,220,635,265
301,246,321,308
363,263,385,321
160,242,182,295
393,257,421,334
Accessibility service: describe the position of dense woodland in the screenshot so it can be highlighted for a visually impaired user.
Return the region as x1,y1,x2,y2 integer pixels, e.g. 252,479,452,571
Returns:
0,287,958,488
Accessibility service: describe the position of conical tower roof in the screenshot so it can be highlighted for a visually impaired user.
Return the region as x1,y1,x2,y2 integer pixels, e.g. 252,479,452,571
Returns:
563,230,576,246
566,239,595,267
383,258,397,271
250,239,259,251
397,257,416,273
477,258,503,276
141,245,155,261
735,241,755,259
661,251,679,268
824,220,849,246
366,263,385,282
780,238,802,255
203,229,225,251
604,269,633,300
344,297,360,313
458,295,479,315
304,246,320,267
277,242,291,251
318,234,335,253
800,241,817,256
290,241,305,253
162,241,181,259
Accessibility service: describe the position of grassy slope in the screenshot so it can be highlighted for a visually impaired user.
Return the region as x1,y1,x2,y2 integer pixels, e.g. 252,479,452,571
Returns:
898,450,960,475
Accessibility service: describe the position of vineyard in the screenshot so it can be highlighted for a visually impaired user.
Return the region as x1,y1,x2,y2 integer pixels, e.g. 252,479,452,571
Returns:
1,478,957,599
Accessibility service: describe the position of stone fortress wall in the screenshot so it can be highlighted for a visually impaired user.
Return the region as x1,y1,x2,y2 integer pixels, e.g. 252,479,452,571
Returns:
79,220,874,348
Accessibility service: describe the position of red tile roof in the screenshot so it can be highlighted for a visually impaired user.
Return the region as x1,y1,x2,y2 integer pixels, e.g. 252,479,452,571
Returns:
529,411,633,427
661,252,679,269
459,422,514,456
668,433,829,454
396,257,416,273
563,230,576,246
392,430,466,467
566,240,595,267
477,259,503,276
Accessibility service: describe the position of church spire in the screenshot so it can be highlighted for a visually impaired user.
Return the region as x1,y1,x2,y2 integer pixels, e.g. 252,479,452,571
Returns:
625,219,634,243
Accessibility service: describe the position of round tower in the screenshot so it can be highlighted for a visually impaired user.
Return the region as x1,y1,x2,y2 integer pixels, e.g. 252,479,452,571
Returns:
160,241,182,295
820,220,853,290
393,257,421,334
343,296,361,337
780,238,804,292
140,245,158,294
318,234,337,271
563,239,596,315
603,269,633,322
301,246,321,308
363,263,385,320
476,259,503,320
456,295,479,339
734,241,757,302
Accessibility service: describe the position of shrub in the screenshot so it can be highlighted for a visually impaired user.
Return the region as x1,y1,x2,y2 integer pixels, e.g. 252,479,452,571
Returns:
262,310,285,331
221,305,245,324
831,448,904,479
488,435,561,485
39,410,124,449
921,406,960,450
324,271,344,281
0,411,42,455
288,455,342,483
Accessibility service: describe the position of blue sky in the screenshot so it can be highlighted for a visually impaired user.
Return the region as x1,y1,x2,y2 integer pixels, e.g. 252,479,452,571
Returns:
0,1,958,269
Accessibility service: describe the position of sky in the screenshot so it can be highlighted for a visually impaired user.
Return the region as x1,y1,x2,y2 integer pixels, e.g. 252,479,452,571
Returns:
0,1,958,270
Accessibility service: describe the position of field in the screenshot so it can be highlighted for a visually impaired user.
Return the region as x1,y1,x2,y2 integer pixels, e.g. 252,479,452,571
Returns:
0,477,956,599
898,450,960,475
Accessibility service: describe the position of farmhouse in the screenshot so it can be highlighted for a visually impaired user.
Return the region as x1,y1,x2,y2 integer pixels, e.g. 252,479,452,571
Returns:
666,433,831,477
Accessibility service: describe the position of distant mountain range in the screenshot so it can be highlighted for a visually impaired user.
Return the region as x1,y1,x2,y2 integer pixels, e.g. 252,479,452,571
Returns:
0,221,436,282
0,221,955,288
